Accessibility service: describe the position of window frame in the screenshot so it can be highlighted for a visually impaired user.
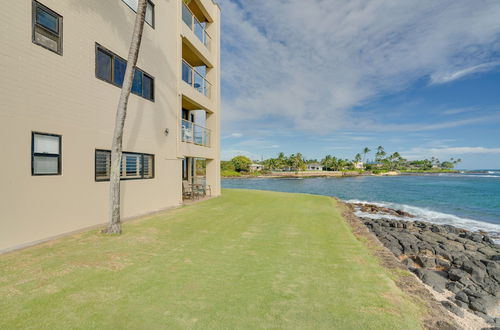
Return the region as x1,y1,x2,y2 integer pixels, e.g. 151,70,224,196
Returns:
94,44,155,102
94,149,155,182
32,132,62,176
122,0,155,28
32,1,63,55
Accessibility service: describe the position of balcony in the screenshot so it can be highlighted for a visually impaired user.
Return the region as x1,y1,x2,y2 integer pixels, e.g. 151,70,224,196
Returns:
182,60,211,98
181,119,211,147
182,2,211,50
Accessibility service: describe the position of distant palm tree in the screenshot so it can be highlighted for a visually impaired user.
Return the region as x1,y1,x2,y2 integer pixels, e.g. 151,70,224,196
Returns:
354,153,362,163
362,147,371,163
375,146,386,162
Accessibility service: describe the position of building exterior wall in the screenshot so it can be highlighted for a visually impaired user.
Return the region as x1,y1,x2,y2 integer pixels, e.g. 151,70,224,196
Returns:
0,0,221,252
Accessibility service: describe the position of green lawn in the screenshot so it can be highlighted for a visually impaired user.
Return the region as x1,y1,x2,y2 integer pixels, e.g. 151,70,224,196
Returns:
0,189,423,329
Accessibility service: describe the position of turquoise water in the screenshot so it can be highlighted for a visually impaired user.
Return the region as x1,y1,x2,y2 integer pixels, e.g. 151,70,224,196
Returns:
222,172,500,235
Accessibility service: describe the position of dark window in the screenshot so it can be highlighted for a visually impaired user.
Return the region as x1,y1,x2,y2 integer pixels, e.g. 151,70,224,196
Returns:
122,0,155,28
95,150,110,180
143,74,154,101
32,1,63,55
32,132,61,175
95,150,154,181
182,158,188,180
113,57,127,86
95,44,155,101
132,69,143,95
36,6,58,33
125,154,140,177
96,48,113,82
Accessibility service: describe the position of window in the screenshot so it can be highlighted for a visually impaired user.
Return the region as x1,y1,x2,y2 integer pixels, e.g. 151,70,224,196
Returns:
95,150,154,181
32,1,63,55
32,132,61,175
122,0,155,28
143,74,154,100
113,57,127,86
132,68,143,95
95,44,155,101
96,48,112,82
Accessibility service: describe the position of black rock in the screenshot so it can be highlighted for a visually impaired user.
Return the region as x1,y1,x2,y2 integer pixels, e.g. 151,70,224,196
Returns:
461,232,484,243
458,277,474,287
469,297,490,314
446,281,464,293
436,258,451,269
448,268,469,281
453,299,467,308
440,301,464,317
471,267,488,284
415,255,436,268
478,277,499,296
401,258,415,268
359,213,500,323
482,260,500,282
455,291,469,303
412,268,448,292
483,235,496,245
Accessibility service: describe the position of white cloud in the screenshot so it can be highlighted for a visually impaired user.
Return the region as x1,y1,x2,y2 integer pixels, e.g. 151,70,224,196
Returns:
430,62,500,84
353,115,500,133
221,132,243,139
442,107,481,116
402,146,500,159
220,0,500,133
221,149,261,161
233,138,280,149
431,147,500,154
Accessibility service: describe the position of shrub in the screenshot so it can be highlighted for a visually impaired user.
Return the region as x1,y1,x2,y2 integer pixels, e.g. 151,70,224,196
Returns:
221,170,242,177
221,160,235,171
230,155,252,172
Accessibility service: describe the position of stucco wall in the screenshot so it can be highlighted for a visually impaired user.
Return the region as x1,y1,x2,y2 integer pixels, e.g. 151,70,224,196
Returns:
0,0,220,252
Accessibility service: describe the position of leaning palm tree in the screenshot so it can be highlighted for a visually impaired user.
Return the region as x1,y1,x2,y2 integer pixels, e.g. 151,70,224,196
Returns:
104,0,149,235
362,147,370,163
375,146,386,162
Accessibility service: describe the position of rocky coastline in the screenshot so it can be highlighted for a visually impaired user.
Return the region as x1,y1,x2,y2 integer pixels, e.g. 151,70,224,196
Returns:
346,202,499,328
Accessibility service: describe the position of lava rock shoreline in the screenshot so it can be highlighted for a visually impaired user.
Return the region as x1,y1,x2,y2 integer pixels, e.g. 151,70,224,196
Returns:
347,203,500,327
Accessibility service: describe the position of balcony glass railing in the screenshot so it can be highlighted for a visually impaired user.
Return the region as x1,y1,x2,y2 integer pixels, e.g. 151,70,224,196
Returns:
182,2,211,50
182,60,211,98
181,119,211,147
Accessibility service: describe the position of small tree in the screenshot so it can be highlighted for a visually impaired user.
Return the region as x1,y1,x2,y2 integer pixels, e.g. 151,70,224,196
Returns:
441,161,454,169
231,156,252,172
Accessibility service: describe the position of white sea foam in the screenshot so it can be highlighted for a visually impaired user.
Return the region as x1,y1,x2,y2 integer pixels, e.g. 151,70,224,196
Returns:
345,199,500,236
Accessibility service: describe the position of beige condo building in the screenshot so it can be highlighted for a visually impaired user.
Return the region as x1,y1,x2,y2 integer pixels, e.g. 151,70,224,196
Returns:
0,0,221,252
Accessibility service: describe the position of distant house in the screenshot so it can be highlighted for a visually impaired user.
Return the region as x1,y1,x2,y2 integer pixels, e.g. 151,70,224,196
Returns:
353,162,364,170
306,163,323,171
249,164,264,172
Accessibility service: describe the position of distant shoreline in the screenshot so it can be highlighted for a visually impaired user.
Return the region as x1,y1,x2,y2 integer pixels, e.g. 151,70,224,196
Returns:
222,170,460,179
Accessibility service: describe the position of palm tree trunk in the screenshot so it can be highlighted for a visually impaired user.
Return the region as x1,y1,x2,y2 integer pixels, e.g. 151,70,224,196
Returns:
104,0,148,235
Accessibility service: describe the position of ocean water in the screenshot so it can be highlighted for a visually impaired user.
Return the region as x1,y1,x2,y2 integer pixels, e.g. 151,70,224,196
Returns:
222,171,500,236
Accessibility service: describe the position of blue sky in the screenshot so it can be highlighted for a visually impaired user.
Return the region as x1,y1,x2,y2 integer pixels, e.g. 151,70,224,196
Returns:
218,0,500,169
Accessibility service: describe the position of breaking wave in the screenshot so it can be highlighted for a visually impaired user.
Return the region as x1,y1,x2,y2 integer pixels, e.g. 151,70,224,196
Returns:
345,199,500,236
